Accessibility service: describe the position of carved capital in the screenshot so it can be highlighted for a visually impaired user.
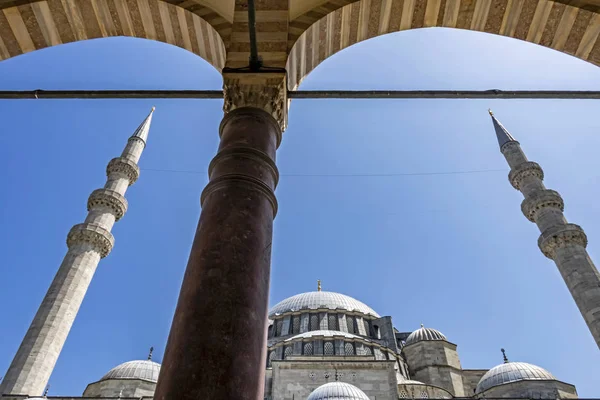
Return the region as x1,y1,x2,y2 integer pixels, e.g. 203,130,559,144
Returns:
521,189,564,222
538,223,587,259
88,189,128,221
509,161,544,190
107,157,140,185
67,223,115,258
223,72,287,131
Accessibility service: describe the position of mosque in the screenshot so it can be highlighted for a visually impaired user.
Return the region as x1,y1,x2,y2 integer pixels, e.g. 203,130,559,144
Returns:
0,110,591,400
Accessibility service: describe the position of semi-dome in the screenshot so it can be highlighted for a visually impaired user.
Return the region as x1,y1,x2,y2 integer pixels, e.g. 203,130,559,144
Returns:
269,291,379,317
307,382,370,400
476,362,556,394
405,325,447,345
101,360,161,383
399,380,425,385
285,330,368,342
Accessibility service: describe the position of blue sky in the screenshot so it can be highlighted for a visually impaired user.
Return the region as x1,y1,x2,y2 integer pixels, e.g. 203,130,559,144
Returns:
0,27,599,396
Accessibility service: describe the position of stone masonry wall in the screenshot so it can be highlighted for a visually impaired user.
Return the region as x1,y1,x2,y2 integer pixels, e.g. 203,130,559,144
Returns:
271,358,399,400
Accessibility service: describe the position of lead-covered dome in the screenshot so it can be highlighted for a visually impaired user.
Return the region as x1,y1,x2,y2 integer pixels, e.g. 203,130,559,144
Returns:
476,362,556,394
405,325,447,345
269,291,379,317
307,382,370,400
101,360,161,383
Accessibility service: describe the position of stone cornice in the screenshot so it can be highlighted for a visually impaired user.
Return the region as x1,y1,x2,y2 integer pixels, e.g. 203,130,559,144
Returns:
509,161,544,190
538,223,588,259
67,223,115,258
87,189,128,221
106,157,140,186
222,72,287,133
521,189,564,222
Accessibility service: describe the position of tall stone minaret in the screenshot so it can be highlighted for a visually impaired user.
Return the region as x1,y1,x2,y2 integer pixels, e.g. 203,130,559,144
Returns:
0,108,155,396
490,110,600,349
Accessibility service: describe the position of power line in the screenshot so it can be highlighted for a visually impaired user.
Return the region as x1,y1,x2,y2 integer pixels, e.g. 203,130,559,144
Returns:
141,167,506,177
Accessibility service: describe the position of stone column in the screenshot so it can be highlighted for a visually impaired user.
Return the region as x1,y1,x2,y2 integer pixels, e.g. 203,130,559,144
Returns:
502,140,600,349
154,73,286,400
0,109,154,396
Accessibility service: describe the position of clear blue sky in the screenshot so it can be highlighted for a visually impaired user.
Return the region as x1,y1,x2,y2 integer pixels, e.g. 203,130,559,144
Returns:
1,27,599,396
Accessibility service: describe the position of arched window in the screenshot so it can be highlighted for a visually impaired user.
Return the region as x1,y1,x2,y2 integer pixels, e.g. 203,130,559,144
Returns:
346,316,355,334
421,392,429,399
373,324,381,339
292,315,300,334
284,346,293,359
363,319,370,336
310,314,319,331
275,319,283,337
328,313,338,330
344,342,355,356
324,342,334,355
399,391,408,399
303,342,314,355
363,346,373,356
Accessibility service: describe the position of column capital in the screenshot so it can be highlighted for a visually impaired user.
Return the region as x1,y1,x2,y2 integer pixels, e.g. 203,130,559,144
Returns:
509,161,544,190
538,223,587,259
67,223,115,258
223,72,287,131
87,189,128,221
521,189,564,222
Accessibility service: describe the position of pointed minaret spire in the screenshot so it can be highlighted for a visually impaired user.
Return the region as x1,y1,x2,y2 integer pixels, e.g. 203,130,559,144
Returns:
130,106,155,144
501,348,509,363
0,109,155,396
488,109,516,149
491,111,600,350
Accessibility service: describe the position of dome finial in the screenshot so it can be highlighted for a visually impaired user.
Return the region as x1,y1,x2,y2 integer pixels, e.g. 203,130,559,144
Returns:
317,280,321,291
148,346,154,360
43,384,50,397
420,323,424,328
501,348,509,363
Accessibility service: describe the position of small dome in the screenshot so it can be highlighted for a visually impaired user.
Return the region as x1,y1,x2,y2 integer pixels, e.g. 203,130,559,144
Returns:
285,330,368,342
101,360,161,383
405,326,446,345
307,382,370,400
476,362,556,394
269,291,379,317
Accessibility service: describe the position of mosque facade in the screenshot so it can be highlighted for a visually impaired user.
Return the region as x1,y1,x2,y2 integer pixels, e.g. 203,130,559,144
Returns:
0,110,590,400
1,286,579,400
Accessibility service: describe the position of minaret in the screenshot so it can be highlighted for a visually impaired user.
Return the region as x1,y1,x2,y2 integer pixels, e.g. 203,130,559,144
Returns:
0,108,155,396
489,110,600,349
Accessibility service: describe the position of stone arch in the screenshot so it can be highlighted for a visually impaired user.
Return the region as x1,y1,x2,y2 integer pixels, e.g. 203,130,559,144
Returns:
0,0,226,69
286,0,600,89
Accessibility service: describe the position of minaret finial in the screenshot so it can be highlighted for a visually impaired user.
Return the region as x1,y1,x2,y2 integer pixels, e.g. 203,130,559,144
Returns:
43,384,50,397
488,110,517,149
317,280,321,292
501,348,509,363
148,346,154,360
420,323,424,328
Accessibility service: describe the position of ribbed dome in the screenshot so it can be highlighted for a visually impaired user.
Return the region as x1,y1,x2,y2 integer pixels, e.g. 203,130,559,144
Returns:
405,326,446,345
101,360,161,382
307,382,370,400
476,362,556,394
285,330,367,342
269,291,379,317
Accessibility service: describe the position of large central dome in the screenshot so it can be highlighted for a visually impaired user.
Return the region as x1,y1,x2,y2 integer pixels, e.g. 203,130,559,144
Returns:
269,291,379,317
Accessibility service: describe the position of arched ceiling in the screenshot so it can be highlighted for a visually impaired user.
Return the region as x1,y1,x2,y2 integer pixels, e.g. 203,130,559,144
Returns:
0,0,599,83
